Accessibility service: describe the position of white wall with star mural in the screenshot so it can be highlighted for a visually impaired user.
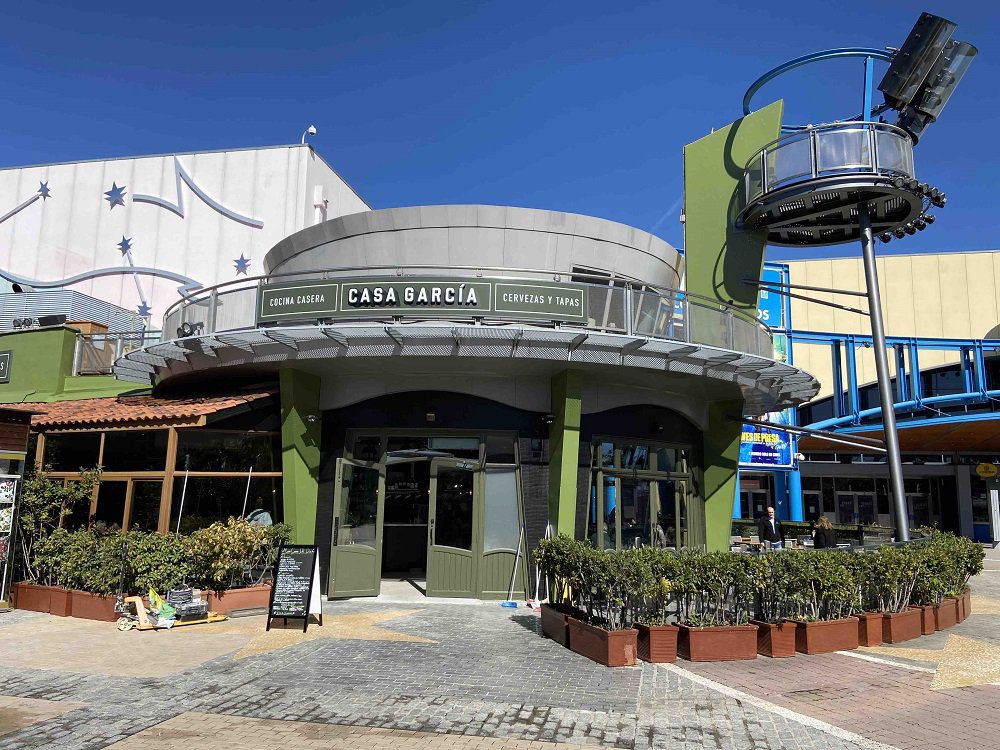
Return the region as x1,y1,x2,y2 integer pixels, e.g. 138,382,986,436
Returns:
0,144,370,329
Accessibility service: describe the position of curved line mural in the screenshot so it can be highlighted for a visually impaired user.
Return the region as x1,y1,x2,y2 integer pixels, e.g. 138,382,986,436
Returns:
0,266,203,297
132,157,265,228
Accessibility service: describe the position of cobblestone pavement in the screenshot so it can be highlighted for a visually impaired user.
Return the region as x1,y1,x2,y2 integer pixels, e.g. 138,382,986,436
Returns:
0,553,997,750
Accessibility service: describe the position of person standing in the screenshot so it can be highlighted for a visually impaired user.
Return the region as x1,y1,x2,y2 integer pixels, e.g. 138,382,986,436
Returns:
813,516,837,549
757,506,784,550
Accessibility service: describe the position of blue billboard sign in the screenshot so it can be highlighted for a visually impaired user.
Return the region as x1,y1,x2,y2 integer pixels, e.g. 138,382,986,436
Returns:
757,265,787,329
739,417,794,469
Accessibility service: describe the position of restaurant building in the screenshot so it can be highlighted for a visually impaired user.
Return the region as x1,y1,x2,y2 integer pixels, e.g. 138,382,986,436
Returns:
0,141,818,598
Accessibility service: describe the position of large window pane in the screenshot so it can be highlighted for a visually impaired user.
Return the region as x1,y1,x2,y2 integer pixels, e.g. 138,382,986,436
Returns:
337,465,378,547
103,430,168,471
483,469,520,552
129,480,163,532
434,468,473,550
94,480,126,530
44,433,101,472
170,476,283,534
176,431,280,472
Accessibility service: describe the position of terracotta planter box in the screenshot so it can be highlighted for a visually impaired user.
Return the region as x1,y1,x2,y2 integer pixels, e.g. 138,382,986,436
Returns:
677,623,757,662
793,617,859,655
856,612,884,647
752,620,797,658
540,603,571,647
963,588,972,620
911,604,935,635
934,598,959,631
957,592,967,622
204,583,272,614
567,617,638,667
68,590,117,622
12,582,53,613
49,587,73,617
636,623,678,663
882,609,922,643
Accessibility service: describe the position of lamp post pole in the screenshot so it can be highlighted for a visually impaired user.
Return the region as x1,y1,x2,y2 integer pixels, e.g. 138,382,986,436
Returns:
858,207,910,542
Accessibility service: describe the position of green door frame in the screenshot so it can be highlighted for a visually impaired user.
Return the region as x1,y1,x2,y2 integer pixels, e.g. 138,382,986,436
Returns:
589,470,695,550
329,458,385,598
426,457,480,597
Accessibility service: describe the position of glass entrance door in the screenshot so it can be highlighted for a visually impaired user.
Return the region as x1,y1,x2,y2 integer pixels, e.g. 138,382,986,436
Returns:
329,458,384,597
426,458,479,597
653,479,689,549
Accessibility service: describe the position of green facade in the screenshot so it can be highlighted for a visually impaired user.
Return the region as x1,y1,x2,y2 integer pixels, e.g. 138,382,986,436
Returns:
682,100,783,315
548,369,582,536
0,328,141,404
279,368,322,545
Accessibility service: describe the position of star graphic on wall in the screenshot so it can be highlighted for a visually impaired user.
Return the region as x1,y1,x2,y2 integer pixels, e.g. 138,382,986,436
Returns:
234,253,251,276
37,182,51,200
104,182,127,210
137,302,152,317
118,236,133,255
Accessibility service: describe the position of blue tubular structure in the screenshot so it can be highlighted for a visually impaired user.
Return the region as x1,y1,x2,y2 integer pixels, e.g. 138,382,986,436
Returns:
791,330,1000,432
742,48,894,132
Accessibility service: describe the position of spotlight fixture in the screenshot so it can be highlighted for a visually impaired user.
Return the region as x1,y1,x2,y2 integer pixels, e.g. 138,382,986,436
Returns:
914,218,927,230
904,224,917,235
923,213,936,224
879,232,893,243
894,228,907,239
879,12,978,142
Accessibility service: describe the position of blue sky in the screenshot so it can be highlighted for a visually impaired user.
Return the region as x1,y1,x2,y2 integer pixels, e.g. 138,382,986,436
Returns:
2,1,997,260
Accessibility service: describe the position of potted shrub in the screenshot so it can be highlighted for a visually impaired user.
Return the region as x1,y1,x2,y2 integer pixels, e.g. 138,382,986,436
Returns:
866,546,922,643
784,550,859,654
12,465,100,613
749,552,797,657
533,535,583,646
842,553,882,646
566,545,644,667
635,547,679,663
675,550,757,661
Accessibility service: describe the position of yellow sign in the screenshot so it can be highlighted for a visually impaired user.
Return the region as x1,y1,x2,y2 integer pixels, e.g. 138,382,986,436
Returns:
976,463,998,479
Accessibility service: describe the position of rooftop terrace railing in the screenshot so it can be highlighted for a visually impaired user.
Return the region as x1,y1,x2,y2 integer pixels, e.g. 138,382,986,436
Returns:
159,265,777,359
74,330,162,375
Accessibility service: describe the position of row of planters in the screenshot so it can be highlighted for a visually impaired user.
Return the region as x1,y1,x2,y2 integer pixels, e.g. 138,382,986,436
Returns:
15,518,290,620
13,464,289,621
534,529,983,667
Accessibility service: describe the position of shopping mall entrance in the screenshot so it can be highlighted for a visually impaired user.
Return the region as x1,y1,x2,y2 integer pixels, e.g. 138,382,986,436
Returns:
328,433,526,599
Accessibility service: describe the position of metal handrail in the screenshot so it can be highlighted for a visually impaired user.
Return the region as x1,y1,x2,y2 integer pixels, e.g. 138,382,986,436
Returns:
160,264,738,324
158,266,774,358
742,121,916,206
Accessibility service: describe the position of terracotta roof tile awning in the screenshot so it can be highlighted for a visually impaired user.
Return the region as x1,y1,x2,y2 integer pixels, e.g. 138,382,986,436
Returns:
24,392,275,430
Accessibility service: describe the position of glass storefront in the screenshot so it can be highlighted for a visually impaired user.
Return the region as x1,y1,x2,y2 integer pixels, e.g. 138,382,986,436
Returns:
585,438,695,550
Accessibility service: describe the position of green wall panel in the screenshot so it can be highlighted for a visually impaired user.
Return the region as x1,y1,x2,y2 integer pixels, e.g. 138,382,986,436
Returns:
279,368,322,544
683,100,783,314
702,399,743,552
548,369,582,536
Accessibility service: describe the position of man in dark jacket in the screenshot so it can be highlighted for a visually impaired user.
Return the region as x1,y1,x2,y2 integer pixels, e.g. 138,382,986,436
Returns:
757,506,784,550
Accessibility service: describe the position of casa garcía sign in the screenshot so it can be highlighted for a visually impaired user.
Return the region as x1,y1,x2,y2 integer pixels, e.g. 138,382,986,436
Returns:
256,277,588,325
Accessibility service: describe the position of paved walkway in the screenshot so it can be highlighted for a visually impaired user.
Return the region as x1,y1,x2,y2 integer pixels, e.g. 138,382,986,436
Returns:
0,549,996,749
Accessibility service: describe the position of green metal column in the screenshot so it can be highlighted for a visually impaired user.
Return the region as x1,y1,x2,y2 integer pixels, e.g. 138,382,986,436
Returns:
279,368,322,545
548,370,583,536
702,399,742,552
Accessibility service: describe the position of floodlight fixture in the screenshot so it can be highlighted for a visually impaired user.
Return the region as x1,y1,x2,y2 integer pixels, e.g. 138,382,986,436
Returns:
894,228,907,239
879,12,977,142
923,213,936,224
879,232,893,243
904,224,917,236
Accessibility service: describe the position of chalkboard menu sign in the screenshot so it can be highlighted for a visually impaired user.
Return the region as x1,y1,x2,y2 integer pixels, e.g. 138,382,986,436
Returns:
266,544,323,632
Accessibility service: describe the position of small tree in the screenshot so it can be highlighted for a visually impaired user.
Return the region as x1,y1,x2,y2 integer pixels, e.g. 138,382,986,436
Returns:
17,465,101,582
